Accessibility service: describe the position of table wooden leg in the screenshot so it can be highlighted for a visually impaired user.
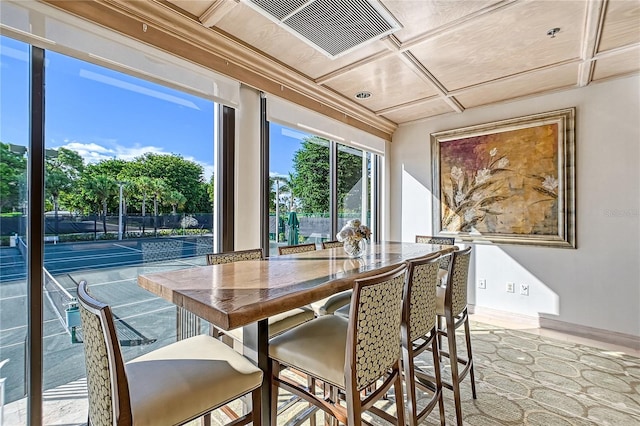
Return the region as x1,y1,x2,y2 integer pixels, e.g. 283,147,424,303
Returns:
243,319,271,425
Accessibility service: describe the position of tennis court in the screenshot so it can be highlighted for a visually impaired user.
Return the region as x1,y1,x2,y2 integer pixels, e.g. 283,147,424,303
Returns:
0,236,212,405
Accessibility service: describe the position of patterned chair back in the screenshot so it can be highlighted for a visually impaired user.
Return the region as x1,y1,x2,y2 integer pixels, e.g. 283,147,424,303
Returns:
346,264,406,391
415,235,455,245
206,248,263,265
445,247,473,317
278,243,316,255
77,280,132,426
415,235,456,270
403,253,441,342
321,240,343,249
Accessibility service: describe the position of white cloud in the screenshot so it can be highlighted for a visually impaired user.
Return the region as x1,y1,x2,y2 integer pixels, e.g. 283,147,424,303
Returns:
59,140,165,164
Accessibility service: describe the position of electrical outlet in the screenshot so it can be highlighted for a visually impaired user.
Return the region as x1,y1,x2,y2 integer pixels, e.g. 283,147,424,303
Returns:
506,282,515,293
520,284,529,296
478,279,486,289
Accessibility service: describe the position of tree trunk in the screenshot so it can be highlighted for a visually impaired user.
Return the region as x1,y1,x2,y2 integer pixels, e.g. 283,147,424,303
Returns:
123,198,128,236
53,197,59,235
102,200,108,234
142,194,147,233
153,197,158,236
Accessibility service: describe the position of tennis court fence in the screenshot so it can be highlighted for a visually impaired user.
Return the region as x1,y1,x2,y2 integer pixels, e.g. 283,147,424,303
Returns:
43,268,156,346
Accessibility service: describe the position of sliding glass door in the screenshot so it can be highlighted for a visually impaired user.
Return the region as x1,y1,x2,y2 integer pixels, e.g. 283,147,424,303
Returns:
267,122,379,255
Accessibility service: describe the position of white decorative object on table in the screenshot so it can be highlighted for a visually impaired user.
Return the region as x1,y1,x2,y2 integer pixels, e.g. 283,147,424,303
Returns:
336,219,371,258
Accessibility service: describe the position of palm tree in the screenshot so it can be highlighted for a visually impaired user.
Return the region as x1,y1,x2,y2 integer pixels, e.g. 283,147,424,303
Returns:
166,190,186,215
150,178,168,236
89,175,116,234
120,180,135,236
45,168,72,235
135,176,154,234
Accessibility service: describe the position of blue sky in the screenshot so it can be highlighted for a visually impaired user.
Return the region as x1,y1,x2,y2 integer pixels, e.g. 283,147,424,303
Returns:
0,35,306,180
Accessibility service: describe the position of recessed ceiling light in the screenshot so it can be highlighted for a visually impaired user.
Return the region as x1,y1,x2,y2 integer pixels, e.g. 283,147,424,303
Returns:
546,27,560,38
355,91,372,99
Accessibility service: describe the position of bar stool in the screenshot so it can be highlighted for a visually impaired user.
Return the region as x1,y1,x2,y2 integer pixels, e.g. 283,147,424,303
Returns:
402,253,446,426
269,264,407,426
207,249,314,343
436,246,476,426
76,280,263,426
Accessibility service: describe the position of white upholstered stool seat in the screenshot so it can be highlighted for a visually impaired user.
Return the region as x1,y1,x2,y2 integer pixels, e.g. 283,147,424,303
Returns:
333,302,350,319
224,307,315,342
127,334,263,425
309,290,352,316
269,315,349,389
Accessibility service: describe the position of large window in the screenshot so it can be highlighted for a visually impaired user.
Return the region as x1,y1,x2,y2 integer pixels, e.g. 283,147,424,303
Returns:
0,34,221,423
269,124,330,254
337,143,370,230
268,122,378,255
0,35,29,426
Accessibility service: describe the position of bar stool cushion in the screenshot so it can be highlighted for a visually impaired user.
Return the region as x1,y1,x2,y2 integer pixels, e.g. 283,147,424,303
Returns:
224,307,315,341
126,334,263,426
269,315,348,388
310,290,352,316
334,303,350,319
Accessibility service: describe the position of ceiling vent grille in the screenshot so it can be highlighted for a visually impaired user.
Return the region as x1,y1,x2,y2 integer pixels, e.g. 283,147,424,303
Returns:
246,0,401,58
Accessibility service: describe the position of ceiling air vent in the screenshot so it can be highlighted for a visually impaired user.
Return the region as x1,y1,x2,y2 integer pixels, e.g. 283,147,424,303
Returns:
246,0,401,58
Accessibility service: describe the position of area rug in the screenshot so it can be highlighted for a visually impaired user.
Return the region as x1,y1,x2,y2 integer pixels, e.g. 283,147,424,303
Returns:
262,321,640,426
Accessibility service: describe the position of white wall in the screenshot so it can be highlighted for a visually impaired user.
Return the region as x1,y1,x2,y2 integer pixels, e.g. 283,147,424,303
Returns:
390,75,640,339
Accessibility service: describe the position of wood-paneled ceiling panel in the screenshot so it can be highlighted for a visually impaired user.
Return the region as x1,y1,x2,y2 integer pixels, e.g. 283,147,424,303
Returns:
323,55,439,112
455,62,580,108
407,0,585,91
598,0,640,52
380,98,454,123
382,0,501,43
593,47,640,81
43,0,640,135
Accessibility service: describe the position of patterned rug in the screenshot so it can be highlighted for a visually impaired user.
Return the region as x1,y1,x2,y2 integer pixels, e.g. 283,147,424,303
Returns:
266,321,640,426
183,320,640,425
423,322,640,425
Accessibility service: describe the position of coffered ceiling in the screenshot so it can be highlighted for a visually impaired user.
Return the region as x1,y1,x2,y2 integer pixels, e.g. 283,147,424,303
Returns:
43,0,640,140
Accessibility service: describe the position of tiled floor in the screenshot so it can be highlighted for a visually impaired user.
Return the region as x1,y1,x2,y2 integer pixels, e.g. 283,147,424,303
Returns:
4,312,639,425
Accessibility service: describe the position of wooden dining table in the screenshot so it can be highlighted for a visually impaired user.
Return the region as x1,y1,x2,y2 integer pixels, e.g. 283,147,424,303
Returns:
137,241,453,425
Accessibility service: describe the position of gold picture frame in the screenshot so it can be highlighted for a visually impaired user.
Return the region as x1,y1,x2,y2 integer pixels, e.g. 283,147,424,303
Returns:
431,108,576,248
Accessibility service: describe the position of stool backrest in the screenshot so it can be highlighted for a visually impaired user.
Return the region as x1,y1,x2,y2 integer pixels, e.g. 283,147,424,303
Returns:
321,240,343,249
415,236,455,270
445,247,473,317
206,248,263,265
346,264,406,391
415,235,455,245
278,243,316,255
403,253,441,342
77,280,132,426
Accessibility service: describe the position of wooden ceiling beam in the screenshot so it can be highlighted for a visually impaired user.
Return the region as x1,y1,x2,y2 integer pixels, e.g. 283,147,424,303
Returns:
578,0,607,87
199,0,240,28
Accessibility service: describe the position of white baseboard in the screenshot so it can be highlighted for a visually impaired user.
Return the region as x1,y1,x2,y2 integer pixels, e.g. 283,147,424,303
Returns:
538,316,640,350
469,304,540,328
469,304,640,350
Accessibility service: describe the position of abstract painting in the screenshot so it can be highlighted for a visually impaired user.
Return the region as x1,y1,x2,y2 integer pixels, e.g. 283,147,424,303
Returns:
431,108,575,247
